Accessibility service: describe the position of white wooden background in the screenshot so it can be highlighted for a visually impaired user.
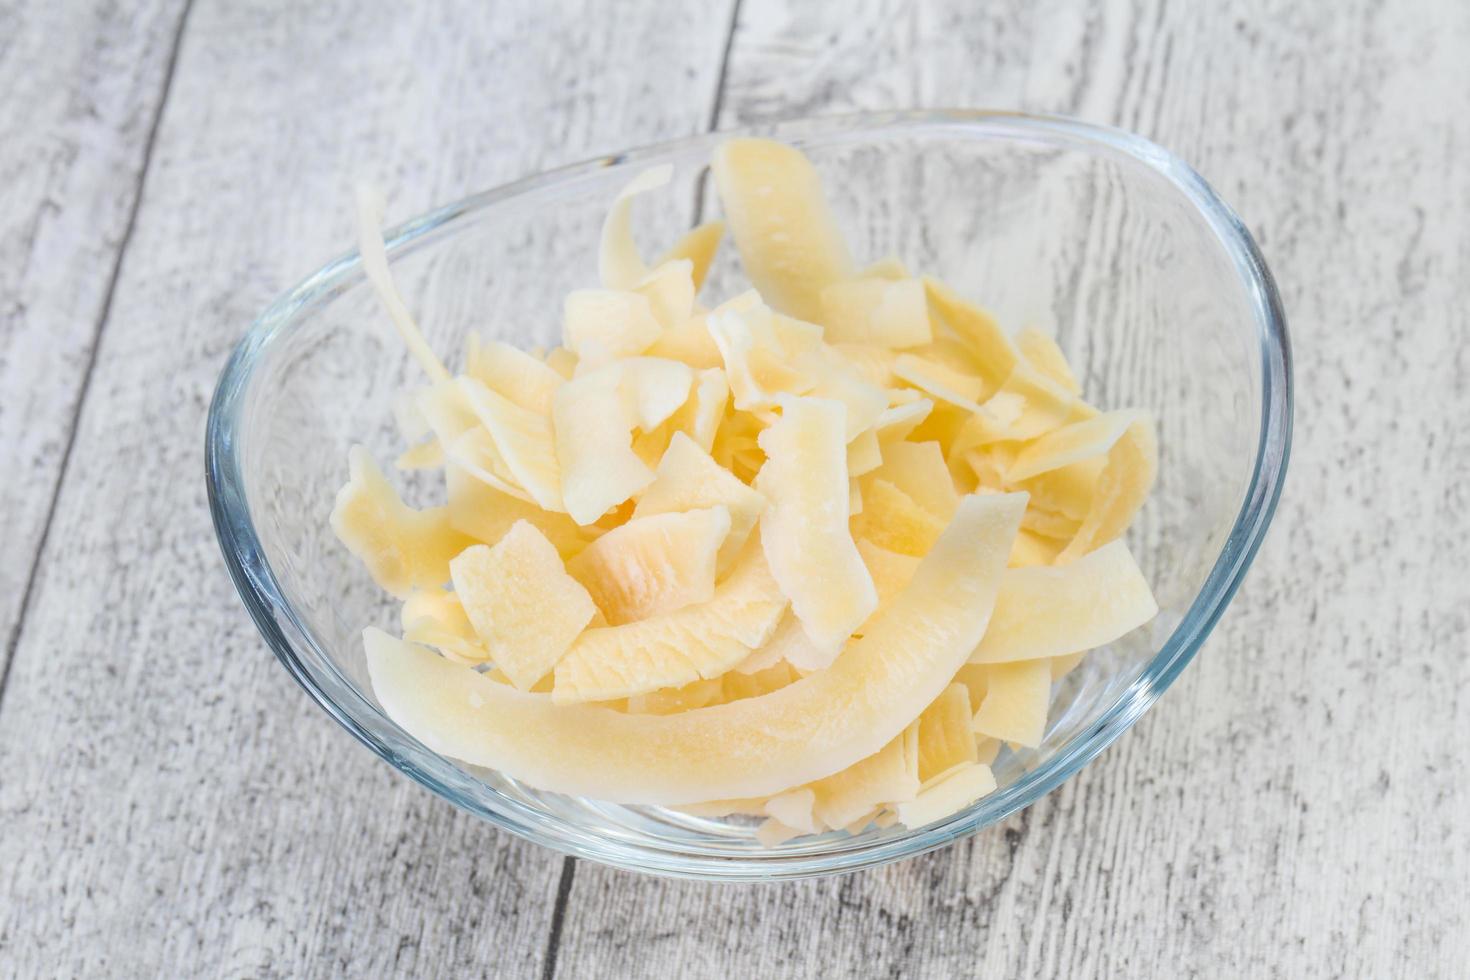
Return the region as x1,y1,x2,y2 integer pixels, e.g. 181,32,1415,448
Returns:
1,0,1465,976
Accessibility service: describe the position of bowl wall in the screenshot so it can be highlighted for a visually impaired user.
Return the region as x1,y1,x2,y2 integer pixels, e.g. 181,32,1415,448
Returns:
209,112,1289,879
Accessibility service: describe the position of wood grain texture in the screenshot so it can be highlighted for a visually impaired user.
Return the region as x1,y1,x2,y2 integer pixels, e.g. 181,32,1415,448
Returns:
0,0,188,679
553,1,1470,978
2,0,1467,977
0,1,731,975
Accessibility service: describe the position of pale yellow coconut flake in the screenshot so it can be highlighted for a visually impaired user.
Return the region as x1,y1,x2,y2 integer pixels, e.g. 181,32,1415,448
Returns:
566,507,731,625
712,138,854,322
970,541,1157,665
970,659,1051,747
450,521,597,691
331,447,474,599
599,164,673,290
757,396,878,653
353,183,450,382
894,762,996,829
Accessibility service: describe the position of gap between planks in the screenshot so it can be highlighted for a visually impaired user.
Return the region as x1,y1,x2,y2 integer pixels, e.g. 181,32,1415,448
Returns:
539,0,743,975
0,0,199,716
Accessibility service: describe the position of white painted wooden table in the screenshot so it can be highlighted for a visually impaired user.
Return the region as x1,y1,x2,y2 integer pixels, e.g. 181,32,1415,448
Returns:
1,1,1465,976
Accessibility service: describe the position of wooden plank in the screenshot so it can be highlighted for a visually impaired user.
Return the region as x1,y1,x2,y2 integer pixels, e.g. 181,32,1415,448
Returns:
0,1,733,975
0,0,188,677
553,1,1470,977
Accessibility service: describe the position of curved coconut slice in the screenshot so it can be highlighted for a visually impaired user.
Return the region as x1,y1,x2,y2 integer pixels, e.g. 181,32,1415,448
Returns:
365,492,1024,804
851,479,944,558
566,507,731,625
970,540,1157,665
634,260,696,330
873,440,959,521
331,447,473,599
466,339,564,415
445,464,589,559
632,431,766,573
809,730,919,830
646,315,724,369
1016,327,1081,395
757,396,878,653
859,256,910,280
552,540,787,703
971,659,1051,747
921,276,1020,390
894,762,996,829
457,377,562,512
599,164,673,290
353,184,449,382
554,364,659,525
711,138,854,322
451,522,597,691
401,589,485,665
1056,416,1157,563
819,278,932,348
1005,410,1142,482
657,219,724,292
562,289,662,367
916,683,978,782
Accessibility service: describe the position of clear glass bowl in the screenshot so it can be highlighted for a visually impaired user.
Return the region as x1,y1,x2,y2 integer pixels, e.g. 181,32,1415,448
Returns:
206,111,1291,880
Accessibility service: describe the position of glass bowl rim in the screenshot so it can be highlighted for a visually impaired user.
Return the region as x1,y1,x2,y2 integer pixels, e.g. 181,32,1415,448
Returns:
205,109,1293,881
